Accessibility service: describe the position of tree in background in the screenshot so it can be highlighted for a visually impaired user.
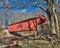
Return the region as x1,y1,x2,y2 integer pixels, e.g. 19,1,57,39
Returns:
0,9,14,29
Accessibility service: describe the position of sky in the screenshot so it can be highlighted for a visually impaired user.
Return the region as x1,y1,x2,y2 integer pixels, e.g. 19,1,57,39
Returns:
7,0,46,12
0,0,47,13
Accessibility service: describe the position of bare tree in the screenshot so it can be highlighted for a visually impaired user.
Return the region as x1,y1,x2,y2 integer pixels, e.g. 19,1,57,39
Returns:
45,0,59,37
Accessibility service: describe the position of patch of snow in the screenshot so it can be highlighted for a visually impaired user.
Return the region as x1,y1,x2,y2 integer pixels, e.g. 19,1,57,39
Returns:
3,29,14,37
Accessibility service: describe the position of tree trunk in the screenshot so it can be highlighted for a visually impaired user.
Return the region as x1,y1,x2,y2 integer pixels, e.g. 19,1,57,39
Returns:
52,4,60,38
46,0,60,38
46,0,56,34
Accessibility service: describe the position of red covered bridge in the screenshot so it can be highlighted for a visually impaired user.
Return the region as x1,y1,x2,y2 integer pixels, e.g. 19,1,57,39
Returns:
8,15,46,32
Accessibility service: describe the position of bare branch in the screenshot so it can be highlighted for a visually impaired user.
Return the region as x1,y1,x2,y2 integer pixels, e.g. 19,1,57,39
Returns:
33,6,47,13
56,0,58,4
0,5,17,9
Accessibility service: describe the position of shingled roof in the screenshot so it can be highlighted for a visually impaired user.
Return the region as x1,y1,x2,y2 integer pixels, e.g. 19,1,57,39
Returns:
8,15,44,26
13,10,43,23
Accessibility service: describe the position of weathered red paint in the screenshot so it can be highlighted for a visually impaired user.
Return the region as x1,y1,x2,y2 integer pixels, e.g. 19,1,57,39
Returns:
8,15,46,32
